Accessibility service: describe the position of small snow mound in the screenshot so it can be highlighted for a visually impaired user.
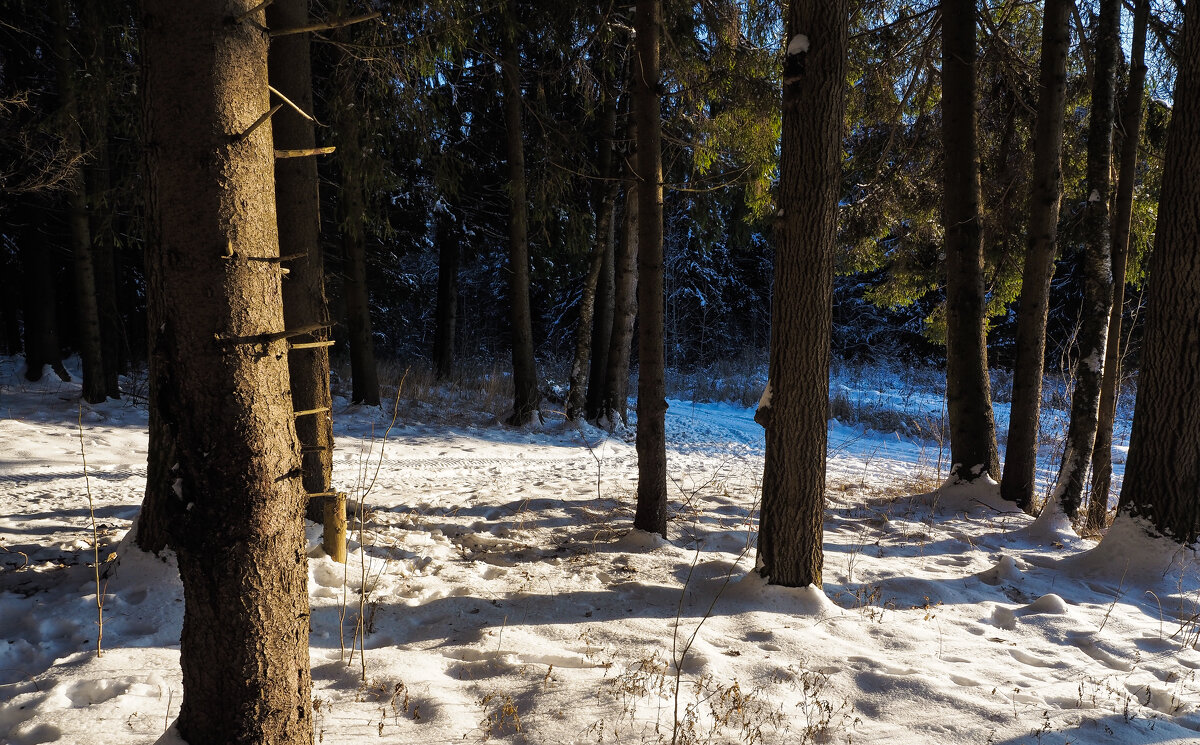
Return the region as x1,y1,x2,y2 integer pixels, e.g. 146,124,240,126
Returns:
991,605,1016,630
1026,493,1080,542
976,554,1022,586
922,473,1020,516
727,573,839,617
617,529,669,551
1019,593,1068,616
1059,512,1199,588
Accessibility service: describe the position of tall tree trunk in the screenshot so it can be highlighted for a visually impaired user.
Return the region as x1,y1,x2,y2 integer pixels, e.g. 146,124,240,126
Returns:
142,1,313,742
758,0,846,588
501,14,541,425
334,44,380,406
269,0,335,522
79,0,122,399
51,0,106,404
1113,0,1200,548
633,0,667,537
570,81,619,422
432,208,459,380
1001,0,1072,511
1088,0,1149,531
1044,0,1119,525
603,176,638,426
941,0,1000,484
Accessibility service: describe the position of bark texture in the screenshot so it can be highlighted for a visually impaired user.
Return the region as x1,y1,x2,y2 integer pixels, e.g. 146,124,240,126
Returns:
941,0,1000,483
1088,0,1149,531
757,0,845,588
633,0,667,537
1115,0,1200,547
1050,0,1119,522
142,2,313,742
501,17,542,425
269,0,334,520
1001,0,1071,511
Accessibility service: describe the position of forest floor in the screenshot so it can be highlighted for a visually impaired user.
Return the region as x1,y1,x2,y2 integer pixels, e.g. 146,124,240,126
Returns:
0,355,1198,745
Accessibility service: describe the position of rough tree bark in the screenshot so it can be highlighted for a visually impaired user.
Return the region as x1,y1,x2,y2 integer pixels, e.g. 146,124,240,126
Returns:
633,0,667,537
1001,0,1072,511
501,12,542,425
269,0,335,522
941,0,1000,484
141,1,313,742
51,0,106,404
1088,0,1148,531
1113,0,1200,548
757,0,845,588
1045,0,1119,525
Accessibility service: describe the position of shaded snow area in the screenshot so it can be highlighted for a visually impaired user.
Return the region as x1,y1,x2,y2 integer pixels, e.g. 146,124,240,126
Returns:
2,357,1198,745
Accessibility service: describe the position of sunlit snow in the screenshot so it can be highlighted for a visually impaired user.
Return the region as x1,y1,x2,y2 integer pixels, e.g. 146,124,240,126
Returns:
1,356,1197,745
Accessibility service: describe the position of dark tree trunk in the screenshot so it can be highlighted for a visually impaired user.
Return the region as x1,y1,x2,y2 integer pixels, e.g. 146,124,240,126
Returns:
269,0,335,522
1088,0,1149,532
51,0,106,404
569,83,619,422
1001,0,1072,511
21,232,69,383
602,131,639,427
501,17,541,426
334,44,380,407
758,0,845,588
633,0,667,537
142,1,313,743
1,250,20,354
586,215,615,421
1114,0,1200,548
432,208,459,380
941,0,1000,484
79,0,122,399
1047,0,1119,525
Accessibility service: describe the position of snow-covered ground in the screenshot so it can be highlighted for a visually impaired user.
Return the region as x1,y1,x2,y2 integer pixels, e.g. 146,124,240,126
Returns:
1,356,1197,745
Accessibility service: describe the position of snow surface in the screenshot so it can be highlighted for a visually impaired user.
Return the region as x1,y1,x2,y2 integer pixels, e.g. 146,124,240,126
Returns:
1,356,1197,745
787,35,810,56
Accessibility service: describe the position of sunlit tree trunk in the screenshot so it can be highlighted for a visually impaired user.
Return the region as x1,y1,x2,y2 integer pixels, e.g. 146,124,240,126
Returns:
1088,0,1148,531
757,0,845,588
633,0,667,537
1113,0,1200,548
1001,0,1072,511
1046,0,1119,525
941,0,1000,484
142,1,313,741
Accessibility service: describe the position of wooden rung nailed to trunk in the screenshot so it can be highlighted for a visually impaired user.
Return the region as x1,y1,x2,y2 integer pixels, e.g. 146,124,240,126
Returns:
289,340,335,350
274,146,336,159
293,407,331,418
